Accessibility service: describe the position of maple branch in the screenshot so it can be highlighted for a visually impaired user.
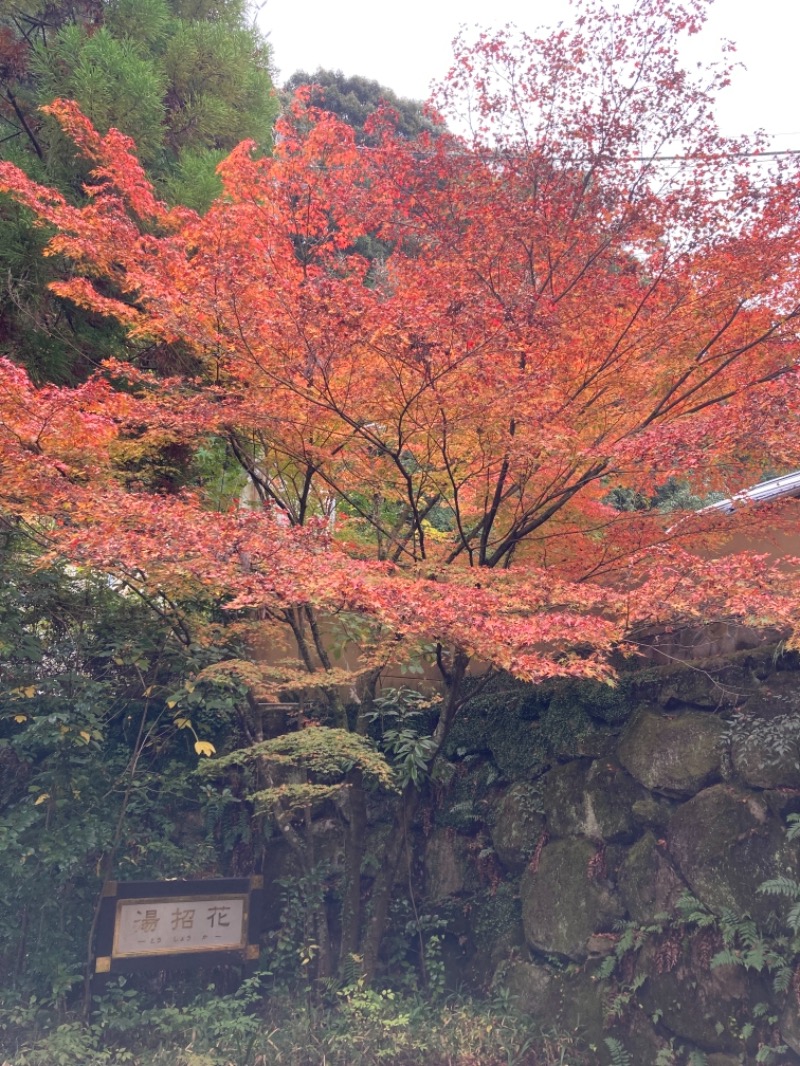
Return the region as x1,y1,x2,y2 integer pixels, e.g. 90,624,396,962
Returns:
304,605,333,671
680,359,798,418
283,607,316,673
435,641,451,685
479,423,515,566
303,605,348,727
567,264,670,409
660,314,800,420
443,480,521,565
223,296,443,560
0,515,197,646
306,458,423,561
228,430,300,522
316,348,445,560
640,298,747,427
388,495,441,564
485,461,609,568
119,579,195,647
296,463,315,525
436,415,478,565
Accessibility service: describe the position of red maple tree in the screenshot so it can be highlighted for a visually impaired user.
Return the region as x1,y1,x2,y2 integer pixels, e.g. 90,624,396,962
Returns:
2,0,800,975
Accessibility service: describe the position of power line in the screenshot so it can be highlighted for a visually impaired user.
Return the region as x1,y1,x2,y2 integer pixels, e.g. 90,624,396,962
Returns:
347,143,800,164
605,148,800,162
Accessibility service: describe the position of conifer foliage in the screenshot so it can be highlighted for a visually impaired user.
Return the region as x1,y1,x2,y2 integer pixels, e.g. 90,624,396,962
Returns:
0,0,277,382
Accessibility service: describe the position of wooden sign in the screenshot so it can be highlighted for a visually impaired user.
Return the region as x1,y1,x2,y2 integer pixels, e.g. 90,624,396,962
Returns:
93,876,262,979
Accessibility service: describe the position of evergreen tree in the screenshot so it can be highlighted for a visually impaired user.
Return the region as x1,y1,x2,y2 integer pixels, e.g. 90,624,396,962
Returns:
284,68,438,145
0,0,278,382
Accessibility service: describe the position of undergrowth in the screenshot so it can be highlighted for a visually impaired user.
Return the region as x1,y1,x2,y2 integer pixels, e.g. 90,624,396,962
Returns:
0,978,591,1066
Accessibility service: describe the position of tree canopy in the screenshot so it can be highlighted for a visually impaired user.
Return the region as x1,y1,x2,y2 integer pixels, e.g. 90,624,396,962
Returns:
2,0,800,978
283,68,438,144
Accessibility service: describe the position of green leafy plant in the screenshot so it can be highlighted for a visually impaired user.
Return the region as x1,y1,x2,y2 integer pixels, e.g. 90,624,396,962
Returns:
687,1051,708,1066
263,868,331,986
365,688,441,787
604,1036,632,1066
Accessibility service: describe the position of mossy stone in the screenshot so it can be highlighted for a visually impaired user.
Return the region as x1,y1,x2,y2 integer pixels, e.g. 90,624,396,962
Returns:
608,1011,668,1065
658,667,743,709
631,793,676,833
541,759,590,837
502,961,667,1064
540,700,616,760
519,837,624,959
365,823,416,885
550,969,608,1053
425,829,474,900
543,759,642,842
500,964,609,1055
618,709,723,796
730,719,800,790
498,959,554,1015
549,676,634,726
618,831,685,923
447,675,625,780
446,681,550,778
667,784,798,921
638,937,760,1053
490,783,545,872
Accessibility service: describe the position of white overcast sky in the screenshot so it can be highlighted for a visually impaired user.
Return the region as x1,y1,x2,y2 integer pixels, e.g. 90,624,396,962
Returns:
259,0,800,145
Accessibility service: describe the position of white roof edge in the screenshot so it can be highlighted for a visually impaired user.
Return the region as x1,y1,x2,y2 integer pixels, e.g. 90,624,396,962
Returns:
699,470,800,515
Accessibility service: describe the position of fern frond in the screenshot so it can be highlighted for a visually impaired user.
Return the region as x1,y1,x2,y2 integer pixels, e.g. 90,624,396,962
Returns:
597,955,617,980
785,902,800,933
758,876,800,898
604,1036,632,1066
711,948,741,969
773,963,793,993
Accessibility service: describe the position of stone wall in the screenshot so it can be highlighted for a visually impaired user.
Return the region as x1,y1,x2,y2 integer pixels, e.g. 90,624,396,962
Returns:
423,647,800,1064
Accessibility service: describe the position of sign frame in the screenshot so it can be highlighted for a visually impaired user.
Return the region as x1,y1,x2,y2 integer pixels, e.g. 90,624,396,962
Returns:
93,876,263,981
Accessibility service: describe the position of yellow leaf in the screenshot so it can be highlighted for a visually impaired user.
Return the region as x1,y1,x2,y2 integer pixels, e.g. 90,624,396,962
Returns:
194,740,216,758
34,793,50,806
166,696,180,709
174,717,191,729
79,731,91,743
7,685,36,698
184,680,195,693
13,714,27,723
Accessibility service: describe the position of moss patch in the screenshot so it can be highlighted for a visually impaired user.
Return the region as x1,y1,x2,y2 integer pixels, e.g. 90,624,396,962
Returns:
667,784,796,922
520,838,624,959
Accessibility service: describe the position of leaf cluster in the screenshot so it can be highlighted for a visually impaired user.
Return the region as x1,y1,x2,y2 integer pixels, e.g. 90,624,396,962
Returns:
202,727,398,812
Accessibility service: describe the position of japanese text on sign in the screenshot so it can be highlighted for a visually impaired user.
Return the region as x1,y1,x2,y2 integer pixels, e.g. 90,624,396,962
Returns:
113,895,247,956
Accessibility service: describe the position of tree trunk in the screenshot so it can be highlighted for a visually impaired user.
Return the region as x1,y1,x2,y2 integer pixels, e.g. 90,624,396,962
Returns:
360,781,418,982
340,770,367,964
360,652,469,981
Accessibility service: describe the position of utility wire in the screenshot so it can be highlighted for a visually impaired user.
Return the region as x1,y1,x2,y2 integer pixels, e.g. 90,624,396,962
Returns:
344,143,800,164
